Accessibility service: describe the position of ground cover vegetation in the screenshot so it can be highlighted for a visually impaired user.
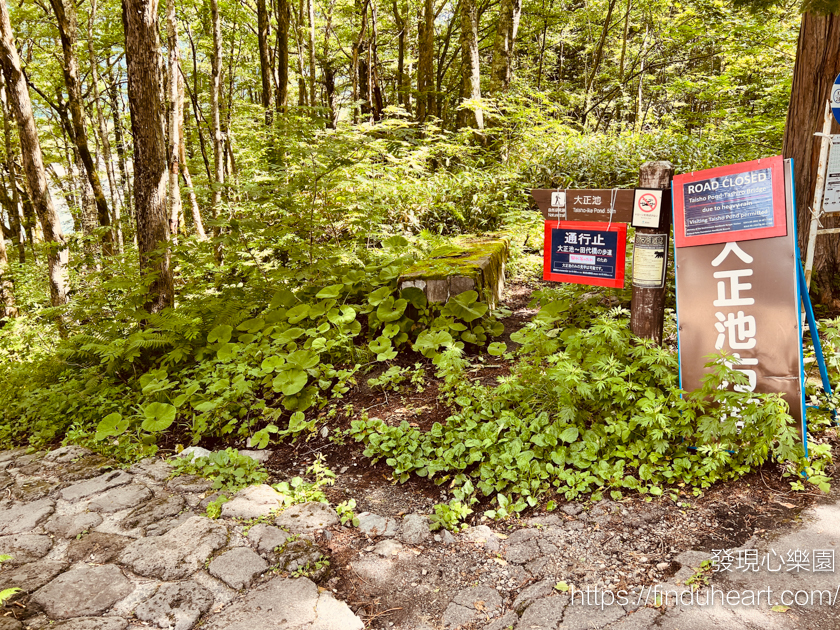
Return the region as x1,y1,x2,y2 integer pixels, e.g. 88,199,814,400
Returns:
0,0,836,528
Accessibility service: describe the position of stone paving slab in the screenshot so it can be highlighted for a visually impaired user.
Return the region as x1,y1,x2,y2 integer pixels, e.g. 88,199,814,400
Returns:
0,445,835,630
201,576,363,630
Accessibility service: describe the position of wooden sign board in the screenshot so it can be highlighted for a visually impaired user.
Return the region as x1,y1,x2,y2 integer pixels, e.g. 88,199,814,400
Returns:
673,156,787,248
532,189,635,223
543,221,627,288
674,158,805,438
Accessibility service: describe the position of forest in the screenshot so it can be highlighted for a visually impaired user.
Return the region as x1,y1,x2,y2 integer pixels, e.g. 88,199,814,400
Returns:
0,0,838,523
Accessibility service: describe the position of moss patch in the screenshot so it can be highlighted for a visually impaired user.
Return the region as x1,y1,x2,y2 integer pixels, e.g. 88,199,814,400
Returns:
399,236,509,306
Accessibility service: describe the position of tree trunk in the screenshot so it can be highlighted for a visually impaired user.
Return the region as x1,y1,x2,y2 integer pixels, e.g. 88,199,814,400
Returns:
105,60,133,222
489,0,522,93
295,0,307,106
122,0,173,312
0,79,24,263
307,0,317,112
210,0,225,250
457,0,482,129
49,0,114,254
416,0,434,121
87,0,124,253
586,0,616,93
179,100,206,240
166,0,183,243
257,0,274,123
276,0,289,112
0,0,68,306
0,204,14,319
392,0,409,110
783,13,840,306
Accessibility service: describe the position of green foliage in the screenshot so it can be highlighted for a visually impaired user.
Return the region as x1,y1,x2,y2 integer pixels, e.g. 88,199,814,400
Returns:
336,499,360,527
273,455,336,506
429,500,474,532
205,495,230,519
171,448,269,493
350,301,827,513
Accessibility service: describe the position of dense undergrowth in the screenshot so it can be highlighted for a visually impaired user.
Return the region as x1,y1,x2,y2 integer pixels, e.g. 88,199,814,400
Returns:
0,106,836,520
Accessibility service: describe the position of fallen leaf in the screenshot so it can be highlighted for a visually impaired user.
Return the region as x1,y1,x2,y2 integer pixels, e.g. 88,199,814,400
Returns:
771,605,790,613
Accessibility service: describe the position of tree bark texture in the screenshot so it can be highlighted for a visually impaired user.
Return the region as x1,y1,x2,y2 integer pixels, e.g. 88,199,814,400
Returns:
783,13,840,305
0,0,68,306
257,0,274,123
416,0,434,121
122,0,173,312
167,0,183,242
490,0,522,93
87,0,124,252
0,79,24,263
49,0,114,254
307,0,317,111
276,0,290,112
210,0,225,217
458,0,482,129
0,204,15,318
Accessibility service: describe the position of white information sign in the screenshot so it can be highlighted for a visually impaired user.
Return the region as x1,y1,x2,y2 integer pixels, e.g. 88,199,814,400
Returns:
823,136,840,214
631,188,663,228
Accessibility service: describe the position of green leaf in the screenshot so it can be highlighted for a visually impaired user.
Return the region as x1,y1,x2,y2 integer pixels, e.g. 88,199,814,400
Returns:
368,286,392,306
559,426,579,443
273,327,305,344
141,402,177,432
207,324,233,344
286,304,310,324
287,350,320,370
316,284,343,299
327,306,356,326
555,581,569,592
369,336,392,354
95,413,128,441
383,235,409,249
401,286,428,309
273,369,308,396
442,291,488,323
376,297,408,322
261,356,286,372
488,341,507,356
217,342,238,360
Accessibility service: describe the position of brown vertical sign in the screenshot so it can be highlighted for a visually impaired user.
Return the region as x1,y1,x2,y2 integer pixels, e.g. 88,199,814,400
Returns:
674,158,805,439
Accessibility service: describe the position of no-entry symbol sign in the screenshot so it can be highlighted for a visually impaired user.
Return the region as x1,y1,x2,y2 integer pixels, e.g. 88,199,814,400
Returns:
631,188,664,228
638,193,658,213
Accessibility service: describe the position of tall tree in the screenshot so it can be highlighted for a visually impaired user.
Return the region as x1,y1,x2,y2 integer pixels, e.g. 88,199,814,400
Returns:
416,0,434,121
48,0,114,254
257,0,274,122
0,78,24,264
122,0,173,312
167,0,183,241
783,13,840,305
307,0,317,110
457,0,482,129
210,0,225,237
276,0,290,112
0,0,68,306
87,0,124,252
0,205,14,319
489,0,522,93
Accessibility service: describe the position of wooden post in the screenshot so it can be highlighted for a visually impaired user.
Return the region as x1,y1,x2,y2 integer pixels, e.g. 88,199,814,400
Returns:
630,160,673,344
